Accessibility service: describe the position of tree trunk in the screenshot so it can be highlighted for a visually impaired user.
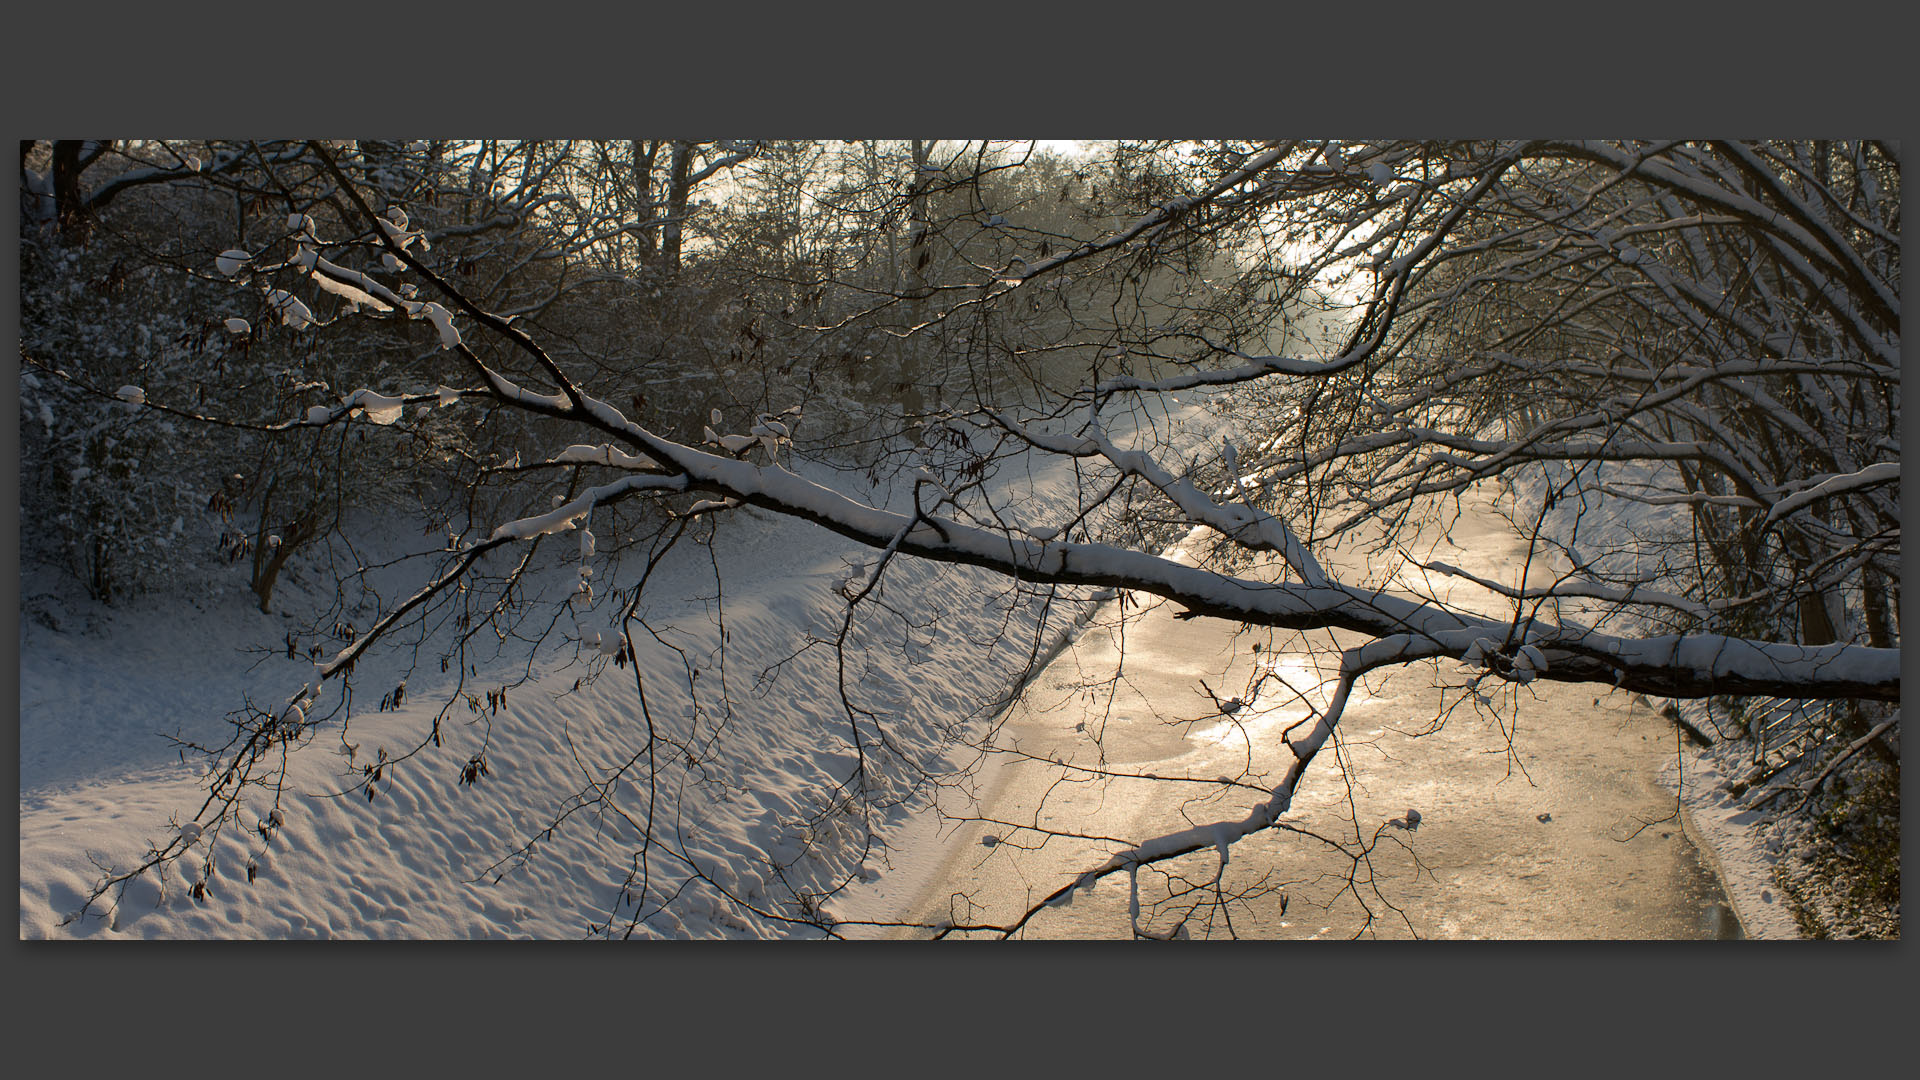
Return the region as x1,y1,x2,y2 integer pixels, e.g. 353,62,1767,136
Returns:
247,475,324,615
1860,565,1894,651
660,140,692,277
51,140,92,244
895,140,935,423
629,139,658,265
252,506,323,615
1798,591,1838,646
906,139,934,324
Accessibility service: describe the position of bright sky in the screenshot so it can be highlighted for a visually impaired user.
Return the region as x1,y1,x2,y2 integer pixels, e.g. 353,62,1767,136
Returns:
1033,140,1101,157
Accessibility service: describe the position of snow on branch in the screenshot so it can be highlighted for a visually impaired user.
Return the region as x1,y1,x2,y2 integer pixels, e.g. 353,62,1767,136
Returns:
1762,462,1900,529
1419,559,1711,620
552,443,662,471
317,471,686,682
487,473,685,544
293,246,393,312
1593,485,1763,510
1092,340,1380,396
625,429,1898,703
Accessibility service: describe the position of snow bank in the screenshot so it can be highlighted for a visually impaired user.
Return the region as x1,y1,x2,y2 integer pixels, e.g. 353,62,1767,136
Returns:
20,406,1199,939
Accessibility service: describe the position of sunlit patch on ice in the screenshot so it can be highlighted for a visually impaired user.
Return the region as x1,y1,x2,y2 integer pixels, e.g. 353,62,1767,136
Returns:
1259,654,1348,706
1191,653,1353,746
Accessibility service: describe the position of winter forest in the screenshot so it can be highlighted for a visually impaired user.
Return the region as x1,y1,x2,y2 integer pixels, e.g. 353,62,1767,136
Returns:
17,139,1900,939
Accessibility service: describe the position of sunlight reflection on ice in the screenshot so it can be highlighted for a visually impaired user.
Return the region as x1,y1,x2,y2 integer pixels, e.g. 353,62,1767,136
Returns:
1192,654,1359,746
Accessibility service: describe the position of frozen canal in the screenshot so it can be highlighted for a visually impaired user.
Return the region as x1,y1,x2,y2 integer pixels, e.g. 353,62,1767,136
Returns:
843,487,1744,939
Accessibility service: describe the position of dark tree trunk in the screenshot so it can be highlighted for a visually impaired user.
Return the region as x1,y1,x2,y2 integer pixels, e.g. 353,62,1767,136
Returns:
51,140,92,244
630,139,658,264
660,140,692,277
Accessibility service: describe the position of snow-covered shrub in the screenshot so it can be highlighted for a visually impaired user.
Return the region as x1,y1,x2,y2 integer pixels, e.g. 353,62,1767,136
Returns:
18,230,236,602
1767,751,1901,939
20,141,503,609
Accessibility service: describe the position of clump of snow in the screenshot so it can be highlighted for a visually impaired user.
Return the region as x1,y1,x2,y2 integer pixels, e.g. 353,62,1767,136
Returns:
215,250,250,277
554,444,612,465
224,317,250,335
490,502,587,542
406,301,461,349
377,215,429,253
115,385,146,404
1460,637,1496,668
704,426,758,454
309,267,392,313
353,391,406,426
266,289,314,330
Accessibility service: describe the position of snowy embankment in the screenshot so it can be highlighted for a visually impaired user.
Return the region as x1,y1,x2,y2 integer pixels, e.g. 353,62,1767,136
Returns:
20,400,1210,939
1658,739,1802,939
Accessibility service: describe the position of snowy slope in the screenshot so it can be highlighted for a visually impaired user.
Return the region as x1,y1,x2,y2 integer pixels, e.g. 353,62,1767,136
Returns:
19,401,1211,939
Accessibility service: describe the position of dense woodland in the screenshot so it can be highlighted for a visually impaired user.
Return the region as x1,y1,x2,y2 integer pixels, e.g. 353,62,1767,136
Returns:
18,140,1899,937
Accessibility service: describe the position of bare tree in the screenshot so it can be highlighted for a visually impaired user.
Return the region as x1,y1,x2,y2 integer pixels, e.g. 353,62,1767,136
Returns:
49,139,1896,938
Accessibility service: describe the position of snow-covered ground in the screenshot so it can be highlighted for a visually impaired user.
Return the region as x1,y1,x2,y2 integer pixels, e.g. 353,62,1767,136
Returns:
18,403,1828,939
18,401,1205,939
20,492,1059,936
